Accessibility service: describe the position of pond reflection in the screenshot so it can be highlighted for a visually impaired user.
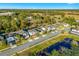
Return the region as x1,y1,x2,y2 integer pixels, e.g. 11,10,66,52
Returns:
36,38,78,56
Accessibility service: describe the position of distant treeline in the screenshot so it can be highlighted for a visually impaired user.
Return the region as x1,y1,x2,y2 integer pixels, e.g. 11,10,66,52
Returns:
0,9,79,34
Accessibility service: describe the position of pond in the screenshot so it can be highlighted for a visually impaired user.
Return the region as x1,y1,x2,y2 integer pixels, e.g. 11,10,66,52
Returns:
36,38,79,56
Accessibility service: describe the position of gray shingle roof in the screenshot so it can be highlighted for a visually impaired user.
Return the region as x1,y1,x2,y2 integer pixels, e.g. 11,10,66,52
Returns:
6,37,15,42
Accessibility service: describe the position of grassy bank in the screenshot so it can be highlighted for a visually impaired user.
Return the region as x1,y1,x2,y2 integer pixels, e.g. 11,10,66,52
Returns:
15,34,67,56
15,33,79,56
66,34,79,41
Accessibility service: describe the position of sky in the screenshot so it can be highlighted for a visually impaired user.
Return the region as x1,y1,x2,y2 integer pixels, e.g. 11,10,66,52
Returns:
0,3,79,9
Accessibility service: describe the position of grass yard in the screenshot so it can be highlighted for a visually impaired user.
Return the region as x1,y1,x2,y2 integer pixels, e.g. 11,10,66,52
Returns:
65,34,79,41
0,41,9,51
16,38,28,46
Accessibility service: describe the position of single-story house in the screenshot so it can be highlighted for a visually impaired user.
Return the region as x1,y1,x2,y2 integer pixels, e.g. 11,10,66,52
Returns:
27,29,38,39
63,23,69,27
41,27,46,31
36,27,47,34
70,29,79,36
35,28,44,34
6,36,16,46
35,28,42,32
14,30,29,40
28,29,38,36
47,25,56,32
22,32,29,39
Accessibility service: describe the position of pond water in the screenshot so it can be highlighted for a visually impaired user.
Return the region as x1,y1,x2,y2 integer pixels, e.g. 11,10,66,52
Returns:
36,38,79,56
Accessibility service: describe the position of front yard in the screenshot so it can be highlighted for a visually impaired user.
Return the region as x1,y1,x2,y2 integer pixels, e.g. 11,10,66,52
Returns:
0,41,9,51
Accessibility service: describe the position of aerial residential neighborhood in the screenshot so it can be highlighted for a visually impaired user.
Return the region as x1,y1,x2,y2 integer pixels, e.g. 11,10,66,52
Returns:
0,3,79,56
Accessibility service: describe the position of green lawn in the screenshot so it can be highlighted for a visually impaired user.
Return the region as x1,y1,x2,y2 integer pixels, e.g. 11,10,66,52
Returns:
15,33,79,56
0,42,9,51
65,34,79,41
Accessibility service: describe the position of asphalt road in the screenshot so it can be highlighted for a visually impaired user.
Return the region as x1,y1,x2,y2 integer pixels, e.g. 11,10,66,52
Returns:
0,31,61,56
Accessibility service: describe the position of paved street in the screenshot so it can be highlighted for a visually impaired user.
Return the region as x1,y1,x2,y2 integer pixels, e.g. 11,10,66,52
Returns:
0,31,61,56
